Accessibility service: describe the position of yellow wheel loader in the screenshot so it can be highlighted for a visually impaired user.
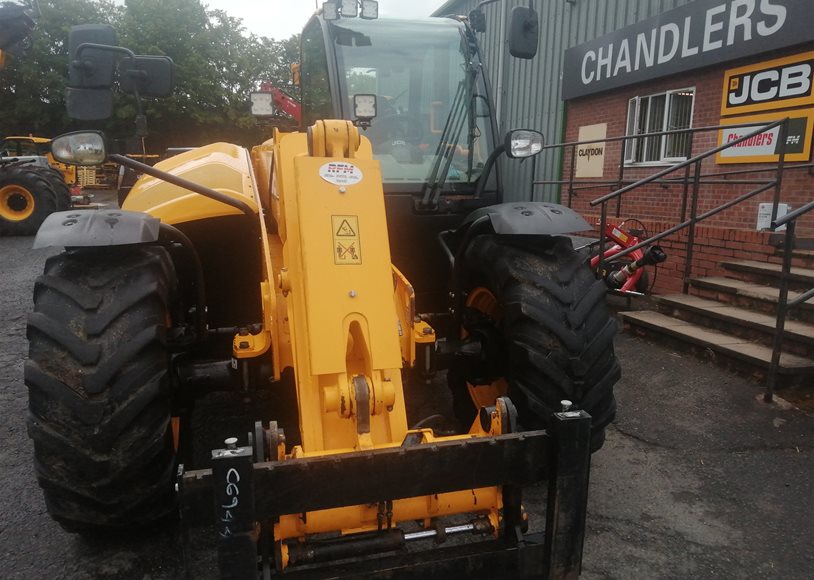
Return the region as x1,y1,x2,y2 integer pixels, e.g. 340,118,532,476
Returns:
26,3,618,578
0,135,78,186
0,2,72,234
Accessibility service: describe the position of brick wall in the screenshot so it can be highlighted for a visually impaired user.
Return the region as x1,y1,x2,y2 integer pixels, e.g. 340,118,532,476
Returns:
563,44,814,295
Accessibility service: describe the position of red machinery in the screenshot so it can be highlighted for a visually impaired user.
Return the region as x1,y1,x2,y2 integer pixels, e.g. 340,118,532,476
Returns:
589,220,667,294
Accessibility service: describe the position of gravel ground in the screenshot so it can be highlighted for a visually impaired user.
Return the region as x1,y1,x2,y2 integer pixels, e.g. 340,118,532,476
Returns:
0,225,811,579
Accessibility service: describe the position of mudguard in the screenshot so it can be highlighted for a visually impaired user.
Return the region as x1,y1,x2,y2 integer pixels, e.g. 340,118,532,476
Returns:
462,202,590,235
33,209,160,248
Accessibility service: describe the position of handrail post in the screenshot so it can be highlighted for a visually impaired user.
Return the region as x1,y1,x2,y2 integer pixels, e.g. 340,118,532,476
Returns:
615,137,626,216
679,131,695,222
765,219,795,403
682,160,703,294
771,119,788,224
567,144,577,208
597,201,608,277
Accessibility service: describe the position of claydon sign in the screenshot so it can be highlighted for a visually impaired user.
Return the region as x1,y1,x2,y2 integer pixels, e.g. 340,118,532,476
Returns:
576,124,607,178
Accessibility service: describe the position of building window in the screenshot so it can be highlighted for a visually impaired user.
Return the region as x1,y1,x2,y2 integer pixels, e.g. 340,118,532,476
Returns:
624,88,694,164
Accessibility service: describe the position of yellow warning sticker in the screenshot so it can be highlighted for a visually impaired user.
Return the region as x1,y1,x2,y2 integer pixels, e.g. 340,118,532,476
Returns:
332,215,361,265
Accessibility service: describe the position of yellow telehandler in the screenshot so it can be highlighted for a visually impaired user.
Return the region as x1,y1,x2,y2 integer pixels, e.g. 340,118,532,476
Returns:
26,3,618,577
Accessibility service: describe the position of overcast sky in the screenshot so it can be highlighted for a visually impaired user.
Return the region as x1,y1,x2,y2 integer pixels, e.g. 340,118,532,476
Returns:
202,0,450,40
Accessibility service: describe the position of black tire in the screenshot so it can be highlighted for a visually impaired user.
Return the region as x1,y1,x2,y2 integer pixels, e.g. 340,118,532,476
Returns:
40,167,72,210
25,245,178,532
449,235,619,451
0,165,57,235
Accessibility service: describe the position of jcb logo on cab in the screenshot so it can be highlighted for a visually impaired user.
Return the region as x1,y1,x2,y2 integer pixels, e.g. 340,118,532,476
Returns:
721,51,814,116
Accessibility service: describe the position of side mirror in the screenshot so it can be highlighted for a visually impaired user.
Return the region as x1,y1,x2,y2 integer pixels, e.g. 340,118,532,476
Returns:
468,8,486,33
0,4,34,52
65,87,113,121
508,6,538,59
505,129,544,159
120,55,175,98
67,24,117,120
68,24,117,88
50,131,107,166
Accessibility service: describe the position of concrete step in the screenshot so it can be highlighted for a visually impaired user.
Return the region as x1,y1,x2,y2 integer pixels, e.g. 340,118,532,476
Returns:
690,276,814,324
721,260,814,290
657,293,814,357
620,310,814,386
787,248,814,267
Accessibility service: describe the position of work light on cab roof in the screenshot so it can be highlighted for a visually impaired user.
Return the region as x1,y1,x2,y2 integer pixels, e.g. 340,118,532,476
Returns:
323,0,378,21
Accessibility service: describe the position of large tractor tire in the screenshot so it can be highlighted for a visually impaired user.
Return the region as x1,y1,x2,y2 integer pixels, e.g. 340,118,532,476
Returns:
40,167,72,210
25,245,178,532
0,165,57,235
449,235,619,451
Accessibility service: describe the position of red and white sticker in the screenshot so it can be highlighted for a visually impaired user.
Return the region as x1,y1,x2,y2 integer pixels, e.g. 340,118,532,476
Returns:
319,162,363,186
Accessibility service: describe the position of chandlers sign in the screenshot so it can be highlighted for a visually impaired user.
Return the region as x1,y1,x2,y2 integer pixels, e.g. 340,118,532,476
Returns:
716,108,814,163
562,0,814,100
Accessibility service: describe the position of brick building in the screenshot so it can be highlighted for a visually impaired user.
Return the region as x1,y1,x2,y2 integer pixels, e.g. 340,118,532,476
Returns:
436,0,814,293
561,1,814,293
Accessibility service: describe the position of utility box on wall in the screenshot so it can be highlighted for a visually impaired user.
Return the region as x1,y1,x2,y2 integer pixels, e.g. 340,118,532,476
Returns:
756,203,790,232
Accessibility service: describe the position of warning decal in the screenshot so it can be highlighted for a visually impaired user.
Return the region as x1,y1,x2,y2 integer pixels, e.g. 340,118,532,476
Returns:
331,215,361,265
335,218,356,237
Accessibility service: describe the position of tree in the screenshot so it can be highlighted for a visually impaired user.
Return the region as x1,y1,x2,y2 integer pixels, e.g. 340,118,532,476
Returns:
0,0,302,150
112,0,300,149
0,0,121,137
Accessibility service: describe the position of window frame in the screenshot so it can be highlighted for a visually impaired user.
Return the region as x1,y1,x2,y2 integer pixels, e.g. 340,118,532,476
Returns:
624,87,695,166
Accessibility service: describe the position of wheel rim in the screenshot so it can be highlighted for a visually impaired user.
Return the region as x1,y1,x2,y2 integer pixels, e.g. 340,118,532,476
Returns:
0,184,35,221
466,286,499,319
463,286,507,410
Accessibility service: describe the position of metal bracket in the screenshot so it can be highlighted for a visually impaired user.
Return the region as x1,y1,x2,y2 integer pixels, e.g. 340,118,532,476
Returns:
543,410,592,579
211,438,258,580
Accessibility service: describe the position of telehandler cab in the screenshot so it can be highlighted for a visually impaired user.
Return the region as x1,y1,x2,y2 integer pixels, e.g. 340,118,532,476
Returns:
26,2,619,577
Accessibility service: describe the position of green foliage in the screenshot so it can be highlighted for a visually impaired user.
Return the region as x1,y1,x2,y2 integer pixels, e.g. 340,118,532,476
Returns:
0,0,120,136
0,0,301,150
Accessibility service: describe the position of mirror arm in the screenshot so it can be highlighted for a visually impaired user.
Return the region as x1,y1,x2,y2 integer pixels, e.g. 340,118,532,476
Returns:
474,143,505,199
109,154,256,217
72,42,149,126
73,41,136,65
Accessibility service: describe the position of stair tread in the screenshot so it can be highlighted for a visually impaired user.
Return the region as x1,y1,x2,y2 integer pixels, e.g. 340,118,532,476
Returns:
691,276,814,307
658,293,814,342
721,260,814,281
620,310,814,371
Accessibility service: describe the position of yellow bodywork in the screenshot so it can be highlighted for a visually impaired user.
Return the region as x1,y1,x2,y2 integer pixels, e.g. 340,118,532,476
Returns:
124,121,502,566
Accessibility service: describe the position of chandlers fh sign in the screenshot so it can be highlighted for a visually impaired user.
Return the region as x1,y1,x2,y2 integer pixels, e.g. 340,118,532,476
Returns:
562,0,814,100
717,50,814,163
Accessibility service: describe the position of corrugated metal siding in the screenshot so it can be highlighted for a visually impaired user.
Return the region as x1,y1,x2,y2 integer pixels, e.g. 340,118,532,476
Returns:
435,0,694,202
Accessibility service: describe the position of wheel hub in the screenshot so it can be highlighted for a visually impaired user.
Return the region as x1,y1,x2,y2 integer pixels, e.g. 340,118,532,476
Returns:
0,184,35,221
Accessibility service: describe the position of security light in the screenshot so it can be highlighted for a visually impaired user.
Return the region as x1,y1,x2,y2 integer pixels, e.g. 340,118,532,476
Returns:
341,0,358,18
360,0,378,19
322,1,339,20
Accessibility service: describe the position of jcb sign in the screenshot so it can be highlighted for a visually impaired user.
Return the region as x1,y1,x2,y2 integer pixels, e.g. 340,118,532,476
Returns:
721,51,814,116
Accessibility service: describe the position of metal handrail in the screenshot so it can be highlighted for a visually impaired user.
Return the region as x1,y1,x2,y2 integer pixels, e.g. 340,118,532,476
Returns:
529,115,811,401
589,120,784,207
765,200,814,403
584,119,790,293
